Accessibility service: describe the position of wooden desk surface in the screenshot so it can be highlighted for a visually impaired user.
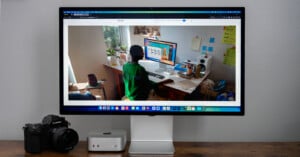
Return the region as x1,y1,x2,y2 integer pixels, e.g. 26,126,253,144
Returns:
1,141,299,157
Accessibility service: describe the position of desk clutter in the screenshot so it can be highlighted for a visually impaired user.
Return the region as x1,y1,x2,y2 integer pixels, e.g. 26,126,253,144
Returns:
175,55,212,79
200,79,236,101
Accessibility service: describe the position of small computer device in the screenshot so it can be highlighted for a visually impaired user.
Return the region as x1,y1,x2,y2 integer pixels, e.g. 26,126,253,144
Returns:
87,130,127,152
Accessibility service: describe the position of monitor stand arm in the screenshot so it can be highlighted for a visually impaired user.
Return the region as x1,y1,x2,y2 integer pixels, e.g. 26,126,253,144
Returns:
129,115,174,155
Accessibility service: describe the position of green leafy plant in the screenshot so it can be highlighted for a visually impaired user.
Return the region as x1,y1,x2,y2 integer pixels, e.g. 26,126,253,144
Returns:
120,45,127,52
106,48,116,56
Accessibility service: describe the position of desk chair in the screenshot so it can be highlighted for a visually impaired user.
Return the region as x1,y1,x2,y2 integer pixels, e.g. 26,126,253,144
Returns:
69,91,96,100
86,81,107,100
69,82,107,100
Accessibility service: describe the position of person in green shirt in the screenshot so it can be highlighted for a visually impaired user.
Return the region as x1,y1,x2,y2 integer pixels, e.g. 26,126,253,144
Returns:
123,45,155,100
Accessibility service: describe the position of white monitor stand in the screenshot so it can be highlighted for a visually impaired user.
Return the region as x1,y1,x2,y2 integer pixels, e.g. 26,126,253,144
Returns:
129,115,174,155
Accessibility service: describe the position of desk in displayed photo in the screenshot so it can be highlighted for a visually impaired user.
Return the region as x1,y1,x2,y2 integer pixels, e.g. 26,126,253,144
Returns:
104,64,209,100
70,82,107,100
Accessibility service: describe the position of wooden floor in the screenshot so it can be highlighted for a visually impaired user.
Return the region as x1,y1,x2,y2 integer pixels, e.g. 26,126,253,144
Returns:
0,141,299,157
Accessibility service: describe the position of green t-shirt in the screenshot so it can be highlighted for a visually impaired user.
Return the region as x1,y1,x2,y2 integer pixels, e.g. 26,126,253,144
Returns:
123,62,154,100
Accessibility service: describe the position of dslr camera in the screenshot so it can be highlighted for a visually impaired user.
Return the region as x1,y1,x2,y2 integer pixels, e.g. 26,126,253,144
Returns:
23,115,79,153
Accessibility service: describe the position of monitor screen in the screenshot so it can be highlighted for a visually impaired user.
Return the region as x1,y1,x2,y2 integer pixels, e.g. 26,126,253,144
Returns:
60,7,245,115
144,38,177,66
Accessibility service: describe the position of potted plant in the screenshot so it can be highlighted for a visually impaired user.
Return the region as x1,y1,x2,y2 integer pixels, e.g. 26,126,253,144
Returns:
106,48,117,66
106,48,116,56
120,45,127,53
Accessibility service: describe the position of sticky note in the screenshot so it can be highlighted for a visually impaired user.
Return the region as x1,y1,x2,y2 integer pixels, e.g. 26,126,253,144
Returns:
208,46,214,52
209,37,215,43
223,47,236,66
222,26,236,45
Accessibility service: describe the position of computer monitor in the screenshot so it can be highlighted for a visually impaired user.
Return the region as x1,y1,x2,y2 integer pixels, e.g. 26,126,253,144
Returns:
144,38,177,66
60,7,245,154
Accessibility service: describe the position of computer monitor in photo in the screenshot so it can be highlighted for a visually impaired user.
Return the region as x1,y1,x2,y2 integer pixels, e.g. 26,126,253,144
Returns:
144,38,177,66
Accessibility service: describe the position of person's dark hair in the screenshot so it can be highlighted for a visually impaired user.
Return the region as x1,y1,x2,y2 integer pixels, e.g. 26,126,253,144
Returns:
130,45,144,63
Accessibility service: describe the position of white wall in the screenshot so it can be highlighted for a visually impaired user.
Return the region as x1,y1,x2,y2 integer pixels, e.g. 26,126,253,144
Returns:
160,26,235,82
68,26,117,99
1,0,300,141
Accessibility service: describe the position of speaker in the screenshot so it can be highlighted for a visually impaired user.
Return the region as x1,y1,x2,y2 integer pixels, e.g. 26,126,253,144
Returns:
198,55,212,76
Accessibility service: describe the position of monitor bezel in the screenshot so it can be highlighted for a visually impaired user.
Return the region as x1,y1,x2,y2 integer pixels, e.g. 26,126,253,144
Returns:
59,7,245,115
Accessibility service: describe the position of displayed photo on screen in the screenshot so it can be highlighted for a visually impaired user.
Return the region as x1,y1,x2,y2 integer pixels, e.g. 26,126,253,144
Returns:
60,8,244,114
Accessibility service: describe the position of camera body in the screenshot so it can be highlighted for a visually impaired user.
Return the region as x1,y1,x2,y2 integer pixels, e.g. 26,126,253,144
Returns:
23,115,79,153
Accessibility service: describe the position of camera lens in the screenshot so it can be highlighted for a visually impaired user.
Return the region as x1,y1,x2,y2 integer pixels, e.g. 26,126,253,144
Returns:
51,128,79,152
